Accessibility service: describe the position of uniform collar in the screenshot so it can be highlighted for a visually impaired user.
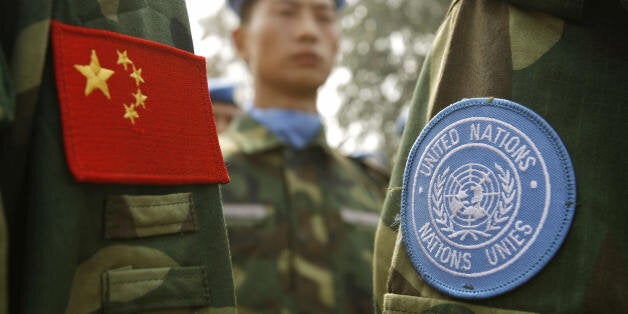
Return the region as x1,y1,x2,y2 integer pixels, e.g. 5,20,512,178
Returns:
222,114,328,155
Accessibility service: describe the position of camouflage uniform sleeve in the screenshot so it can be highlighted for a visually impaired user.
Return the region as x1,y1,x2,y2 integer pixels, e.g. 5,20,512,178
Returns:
1,1,236,313
0,36,11,310
0,30,14,314
375,0,627,313
0,10,14,310
503,0,584,20
0,195,6,314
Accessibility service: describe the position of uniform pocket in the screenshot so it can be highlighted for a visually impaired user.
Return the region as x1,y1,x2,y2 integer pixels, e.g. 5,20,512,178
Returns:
223,203,278,254
223,203,273,227
383,293,537,314
339,206,380,229
101,265,210,313
105,193,197,239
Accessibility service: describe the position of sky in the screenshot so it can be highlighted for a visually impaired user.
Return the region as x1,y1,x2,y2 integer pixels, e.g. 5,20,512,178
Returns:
184,0,376,153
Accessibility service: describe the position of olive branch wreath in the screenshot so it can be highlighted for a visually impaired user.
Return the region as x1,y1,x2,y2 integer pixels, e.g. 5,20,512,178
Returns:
431,167,453,233
486,163,515,232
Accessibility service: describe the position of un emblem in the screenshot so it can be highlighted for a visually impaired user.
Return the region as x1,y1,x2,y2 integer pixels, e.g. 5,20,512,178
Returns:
402,98,576,299
434,162,515,245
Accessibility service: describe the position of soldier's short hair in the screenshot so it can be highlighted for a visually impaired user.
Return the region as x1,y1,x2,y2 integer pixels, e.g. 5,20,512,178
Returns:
240,0,259,25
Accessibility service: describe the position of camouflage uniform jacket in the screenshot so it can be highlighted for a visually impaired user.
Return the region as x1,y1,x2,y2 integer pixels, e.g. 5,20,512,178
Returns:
0,1,235,313
219,114,388,313
374,0,627,313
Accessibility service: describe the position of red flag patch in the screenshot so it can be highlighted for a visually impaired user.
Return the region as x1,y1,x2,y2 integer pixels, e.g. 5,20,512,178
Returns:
51,21,229,185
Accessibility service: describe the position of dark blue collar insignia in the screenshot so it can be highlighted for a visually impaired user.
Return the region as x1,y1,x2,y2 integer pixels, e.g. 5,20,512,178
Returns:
401,98,576,299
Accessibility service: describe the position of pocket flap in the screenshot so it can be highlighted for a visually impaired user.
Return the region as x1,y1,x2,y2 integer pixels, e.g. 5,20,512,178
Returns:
383,293,537,314
105,193,197,239
223,203,273,226
340,207,380,228
101,266,210,313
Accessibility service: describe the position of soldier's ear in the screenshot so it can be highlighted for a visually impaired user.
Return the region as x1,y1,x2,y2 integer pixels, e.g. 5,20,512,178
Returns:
232,27,249,63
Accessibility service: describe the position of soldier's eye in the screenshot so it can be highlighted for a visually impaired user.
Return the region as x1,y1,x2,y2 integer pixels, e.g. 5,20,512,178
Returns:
317,13,334,23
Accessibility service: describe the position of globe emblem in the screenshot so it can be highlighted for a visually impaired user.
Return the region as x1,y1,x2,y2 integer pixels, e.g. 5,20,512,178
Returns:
430,160,516,247
444,163,500,228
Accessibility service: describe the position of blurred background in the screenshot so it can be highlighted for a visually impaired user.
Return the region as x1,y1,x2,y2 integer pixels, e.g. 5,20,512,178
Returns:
185,0,449,167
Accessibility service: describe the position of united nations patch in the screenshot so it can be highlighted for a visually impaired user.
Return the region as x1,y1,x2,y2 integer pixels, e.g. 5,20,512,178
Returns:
401,98,576,299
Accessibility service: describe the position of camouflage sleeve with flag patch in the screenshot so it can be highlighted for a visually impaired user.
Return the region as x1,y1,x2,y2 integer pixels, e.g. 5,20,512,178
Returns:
374,0,627,313
1,1,236,313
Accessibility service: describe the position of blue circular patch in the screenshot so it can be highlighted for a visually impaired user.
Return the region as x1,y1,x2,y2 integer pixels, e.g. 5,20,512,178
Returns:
401,98,576,299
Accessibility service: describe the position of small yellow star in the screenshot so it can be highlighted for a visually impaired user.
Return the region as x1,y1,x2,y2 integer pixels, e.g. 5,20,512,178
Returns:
74,49,115,99
123,103,139,124
130,65,144,86
116,50,133,70
132,88,148,109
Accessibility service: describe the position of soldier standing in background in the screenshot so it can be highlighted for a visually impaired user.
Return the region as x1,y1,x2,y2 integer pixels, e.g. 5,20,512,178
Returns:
374,0,627,313
208,80,244,133
219,0,388,312
1,1,236,313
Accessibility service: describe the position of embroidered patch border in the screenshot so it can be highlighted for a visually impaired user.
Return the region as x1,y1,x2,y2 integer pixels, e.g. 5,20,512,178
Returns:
50,21,229,185
401,98,576,299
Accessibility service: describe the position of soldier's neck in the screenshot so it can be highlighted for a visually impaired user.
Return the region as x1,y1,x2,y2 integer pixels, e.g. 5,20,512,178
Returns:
253,83,318,113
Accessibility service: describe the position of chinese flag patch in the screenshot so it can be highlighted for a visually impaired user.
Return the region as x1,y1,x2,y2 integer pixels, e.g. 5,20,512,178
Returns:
51,21,229,185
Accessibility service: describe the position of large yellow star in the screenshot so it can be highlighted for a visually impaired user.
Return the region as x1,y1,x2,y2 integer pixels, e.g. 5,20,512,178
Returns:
132,88,148,109
74,50,115,99
123,103,139,124
116,50,133,70
130,65,144,86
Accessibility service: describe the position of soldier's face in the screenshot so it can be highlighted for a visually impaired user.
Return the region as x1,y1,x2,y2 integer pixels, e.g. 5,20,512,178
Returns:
234,0,339,92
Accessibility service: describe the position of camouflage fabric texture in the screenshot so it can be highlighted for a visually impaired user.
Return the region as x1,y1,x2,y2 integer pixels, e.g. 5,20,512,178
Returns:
219,114,389,313
374,0,627,313
0,196,6,314
0,1,235,313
